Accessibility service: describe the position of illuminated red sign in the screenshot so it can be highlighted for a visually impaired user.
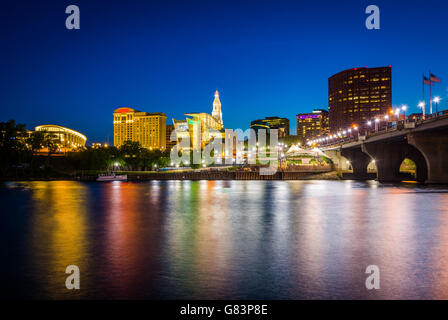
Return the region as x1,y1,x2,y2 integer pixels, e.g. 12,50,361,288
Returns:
116,108,132,113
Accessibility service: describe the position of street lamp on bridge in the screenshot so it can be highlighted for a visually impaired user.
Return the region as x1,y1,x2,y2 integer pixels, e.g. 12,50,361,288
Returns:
418,101,426,119
395,108,401,122
375,118,380,132
402,105,407,120
433,97,441,114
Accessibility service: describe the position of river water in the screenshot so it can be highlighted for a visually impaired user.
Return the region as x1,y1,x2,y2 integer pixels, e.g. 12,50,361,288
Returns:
1,180,448,299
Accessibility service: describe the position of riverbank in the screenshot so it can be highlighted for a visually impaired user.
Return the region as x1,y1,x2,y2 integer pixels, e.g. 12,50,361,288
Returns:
1,170,342,181
124,170,341,181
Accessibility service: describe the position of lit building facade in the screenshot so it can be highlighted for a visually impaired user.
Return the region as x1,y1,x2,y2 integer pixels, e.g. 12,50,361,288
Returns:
172,119,190,150
296,109,329,145
250,117,290,138
184,113,224,150
166,124,176,150
35,125,87,151
172,91,225,151
212,90,223,124
113,107,166,150
328,66,392,133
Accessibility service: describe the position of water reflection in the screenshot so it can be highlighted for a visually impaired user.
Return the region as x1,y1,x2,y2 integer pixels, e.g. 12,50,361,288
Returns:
2,180,448,299
27,181,91,299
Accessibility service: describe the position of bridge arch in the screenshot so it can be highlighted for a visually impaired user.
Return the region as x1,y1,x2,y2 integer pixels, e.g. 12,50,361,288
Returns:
340,147,375,180
399,158,416,179
321,150,352,172
367,160,377,173
362,140,428,183
400,144,428,183
322,119,448,183
407,130,448,184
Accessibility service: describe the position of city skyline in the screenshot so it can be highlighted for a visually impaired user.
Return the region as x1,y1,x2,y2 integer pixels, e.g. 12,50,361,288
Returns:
1,0,448,142
4,0,448,306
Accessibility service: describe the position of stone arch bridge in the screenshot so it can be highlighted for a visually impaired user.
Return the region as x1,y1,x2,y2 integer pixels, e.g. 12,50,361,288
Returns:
321,115,448,184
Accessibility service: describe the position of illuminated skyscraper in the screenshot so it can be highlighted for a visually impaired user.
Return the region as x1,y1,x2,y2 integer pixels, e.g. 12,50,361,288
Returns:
172,114,224,151
212,90,223,124
250,117,290,138
296,109,329,145
172,91,225,151
328,66,392,133
113,107,166,150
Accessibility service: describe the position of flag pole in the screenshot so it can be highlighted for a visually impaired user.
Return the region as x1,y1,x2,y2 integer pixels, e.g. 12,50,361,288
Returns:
422,73,426,120
423,73,426,119
429,70,433,115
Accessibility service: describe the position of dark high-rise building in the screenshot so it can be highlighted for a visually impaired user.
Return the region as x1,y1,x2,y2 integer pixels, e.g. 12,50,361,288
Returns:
328,66,392,133
296,109,329,145
250,116,290,138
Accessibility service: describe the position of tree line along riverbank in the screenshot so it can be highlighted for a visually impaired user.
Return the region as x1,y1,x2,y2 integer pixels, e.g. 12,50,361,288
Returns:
1,119,339,181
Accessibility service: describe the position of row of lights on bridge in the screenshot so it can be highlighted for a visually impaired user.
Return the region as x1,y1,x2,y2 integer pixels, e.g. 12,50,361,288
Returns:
307,98,443,147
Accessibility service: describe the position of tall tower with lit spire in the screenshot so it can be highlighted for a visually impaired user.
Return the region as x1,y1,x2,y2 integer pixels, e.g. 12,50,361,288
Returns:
212,90,223,124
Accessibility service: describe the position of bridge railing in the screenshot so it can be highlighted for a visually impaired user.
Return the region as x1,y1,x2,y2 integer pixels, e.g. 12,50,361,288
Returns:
317,108,448,148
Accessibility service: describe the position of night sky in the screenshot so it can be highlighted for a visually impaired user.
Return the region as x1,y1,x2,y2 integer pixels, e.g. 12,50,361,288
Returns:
1,0,448,142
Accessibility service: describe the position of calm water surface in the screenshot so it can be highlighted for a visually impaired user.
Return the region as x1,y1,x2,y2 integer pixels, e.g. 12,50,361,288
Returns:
2,180,448,299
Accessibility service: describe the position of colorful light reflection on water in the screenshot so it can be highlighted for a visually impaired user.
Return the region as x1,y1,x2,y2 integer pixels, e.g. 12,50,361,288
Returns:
2,180,448,299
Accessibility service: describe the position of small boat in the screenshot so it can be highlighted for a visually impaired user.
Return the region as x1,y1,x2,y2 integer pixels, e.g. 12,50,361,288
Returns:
96,173,128,181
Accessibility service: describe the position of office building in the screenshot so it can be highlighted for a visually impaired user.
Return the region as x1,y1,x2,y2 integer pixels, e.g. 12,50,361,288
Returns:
328,66,392,133
250,116,290,138
296,109,329,145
